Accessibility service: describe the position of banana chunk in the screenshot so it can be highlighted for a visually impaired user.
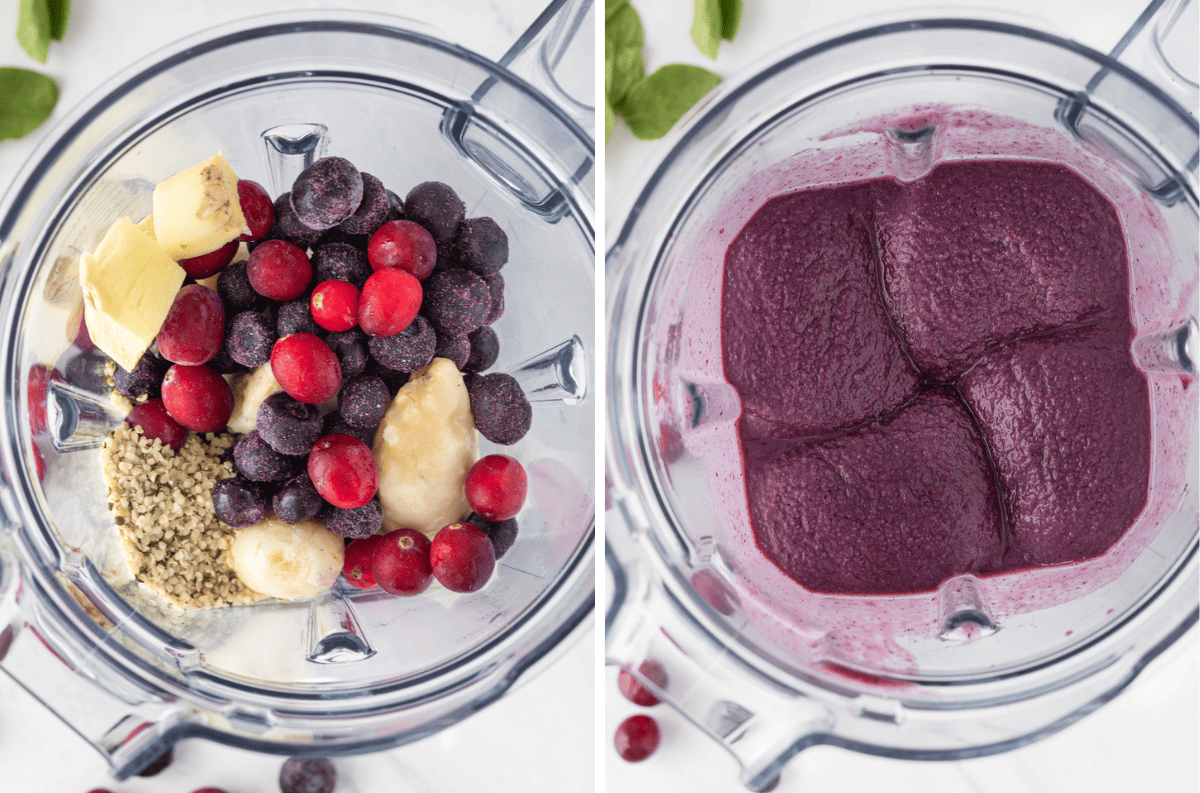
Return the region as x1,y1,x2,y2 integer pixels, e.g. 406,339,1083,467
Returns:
152,153,248,259
230,517,344,601
227,361,283,435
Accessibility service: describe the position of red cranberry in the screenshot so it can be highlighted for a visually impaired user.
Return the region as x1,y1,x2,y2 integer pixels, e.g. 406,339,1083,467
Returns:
30,440,45,480
247,239,312,301
270,333,342,404
358,268,422,338
190,788,230,793
308,433,378,508
372,528,433,596
343,534,382,590
137,747,173,776
126,398,188,451
161,364,234,431
178,239,239,279
72,311,95,351
464,454,527,521
279,757,337,793
617,660,668,707
27,363,58,435
236,179,274,241
367,219,437,280
614,714,660,762
430,522,495,593
311,279,360,332
157,284,226,365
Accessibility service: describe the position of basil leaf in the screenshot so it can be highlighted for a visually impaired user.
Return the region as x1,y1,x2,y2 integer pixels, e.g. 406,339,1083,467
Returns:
691,0,722,60
0,67,58,140
605,0,629,23
618,64,720,141
606,3,644,109
17,0,51,63
605,94,615,142
719,0,742,41
47,0,69,41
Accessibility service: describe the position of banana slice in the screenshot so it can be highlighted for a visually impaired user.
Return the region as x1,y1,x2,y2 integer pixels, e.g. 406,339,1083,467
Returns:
227,361,284,434
151,153,249,259
229,516,344,601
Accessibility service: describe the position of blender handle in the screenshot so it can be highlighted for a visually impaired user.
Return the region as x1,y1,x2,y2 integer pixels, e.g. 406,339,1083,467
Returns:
1109,0,1198,117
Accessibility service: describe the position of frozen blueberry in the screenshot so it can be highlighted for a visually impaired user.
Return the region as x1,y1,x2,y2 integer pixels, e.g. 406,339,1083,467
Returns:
113,352,169,399
369,314,436,372
234,431,304,482
469,512,518,559
272,473,326,524
482,272,504,325
212,477,268,528
323,496,383,539
292,157,364,231
423,268,490,336
326,328,369,379
269,192,323,248
277,298,323,339
367,359,408,396
339,374,390,428
226,310,275,367
464,325,499,373
386,189,405,221
217,260,263,312
434,331,470,369
65,350,110,393
208,345,247,375
404,181,465,242
279,757,337,793
338,172,391,235
452,217,508,276
467,372,531,445
314,227,368,252
322,411,377,446
257,392,324,455
313,241,372,287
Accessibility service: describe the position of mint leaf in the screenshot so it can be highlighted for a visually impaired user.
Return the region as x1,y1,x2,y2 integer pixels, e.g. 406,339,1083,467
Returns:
47,0,69,41
691,0,722,60
605,94,614,142
606,3,644,109
719,0,742,41
0,67,58,140
605,0,629,23
17,0,51,63
618,64,720,141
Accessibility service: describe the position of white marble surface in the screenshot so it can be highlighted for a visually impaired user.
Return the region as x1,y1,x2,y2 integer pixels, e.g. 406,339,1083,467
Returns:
604,0,1199,791
0,1,595,792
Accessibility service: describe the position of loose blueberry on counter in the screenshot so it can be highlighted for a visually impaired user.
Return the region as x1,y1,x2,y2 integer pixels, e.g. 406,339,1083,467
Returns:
272,473,326,524
225,310,275,368
404,181,465,243
279,757,337,793
466,372,532,445
212,477,269,528
291,156,364,231
313,241,372,287
368,314,436,373
422,268,490,336
233,431,305,482
256,391,324,455
464,325,499,373
451,216,508,276
337,172,391,235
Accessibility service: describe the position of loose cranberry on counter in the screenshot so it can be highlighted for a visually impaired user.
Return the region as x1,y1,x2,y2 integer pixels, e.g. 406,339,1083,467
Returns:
136,747,173,776
158,284,226,365
464,454,527,521
617,660,668,707
308,433,378,509
372,528,433,596
430,522,495,593
161,364,233,432
367,219,437,280
343,534,382,590
614,714,660,762
247,239,312,301
279,757,337,793
236,178,275,242
125,398,188,451
311,279,360,332
270,333,342,405
358,268,422,338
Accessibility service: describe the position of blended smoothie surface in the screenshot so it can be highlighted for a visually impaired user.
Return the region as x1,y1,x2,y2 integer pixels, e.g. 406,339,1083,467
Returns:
722,160,1152,595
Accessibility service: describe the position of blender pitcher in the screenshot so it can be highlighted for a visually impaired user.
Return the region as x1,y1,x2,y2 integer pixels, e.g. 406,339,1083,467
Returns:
0,0,595,781
606,1,1197,789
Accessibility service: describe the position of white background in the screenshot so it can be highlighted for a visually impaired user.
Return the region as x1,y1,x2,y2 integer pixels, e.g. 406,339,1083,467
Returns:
604,1,1199,792
0,1,594,792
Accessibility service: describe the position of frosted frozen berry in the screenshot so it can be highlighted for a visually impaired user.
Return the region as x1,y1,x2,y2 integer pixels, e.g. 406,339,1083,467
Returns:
292,157,363,231
404,181,465,242
256,391,324,455
113,352,169,399
367,359,409,396
322,411,376,446
482,272,504,325
271,333,342,404
464,325,499,372
308,433,378,508
207,345,246,375
313,242,372,287
358,268,422,338
161,364,233,432
614,714,659,762
268,192,322,249
315,226,368,253
212,477,268,528
325,329,368,379
339,374,389,428
465,454,527,521
422,268,489,336
179,239,239,279
279,757,337,793
217,260,263,312
311,280,360,332
385,188,404,218
225,310,275,367
272,473,326,524
434,332,470,369
248,240,312,301
367,219,437,280
234,431,303,482
343,534,382,589
373,528,433,595
430,522,495,593
137,748,174,777
368,314,435,372
468,512,518,559
65,350,110,393
275,298,323,339
126,398,188,451
338,172,391,235
323,495,383,539
617,660,668,707
452,216,508,276
236,179,274,241
158,284,226,365
466,372,531,445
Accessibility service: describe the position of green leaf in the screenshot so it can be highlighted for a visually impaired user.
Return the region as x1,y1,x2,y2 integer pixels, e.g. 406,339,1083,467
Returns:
691,0,721,60
719,0,742,41
17,0,51,63
0,67,58,141
617,64,720,141
605,0,629,23
605,94,614,142
605,3,643,109
47,0,69,41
